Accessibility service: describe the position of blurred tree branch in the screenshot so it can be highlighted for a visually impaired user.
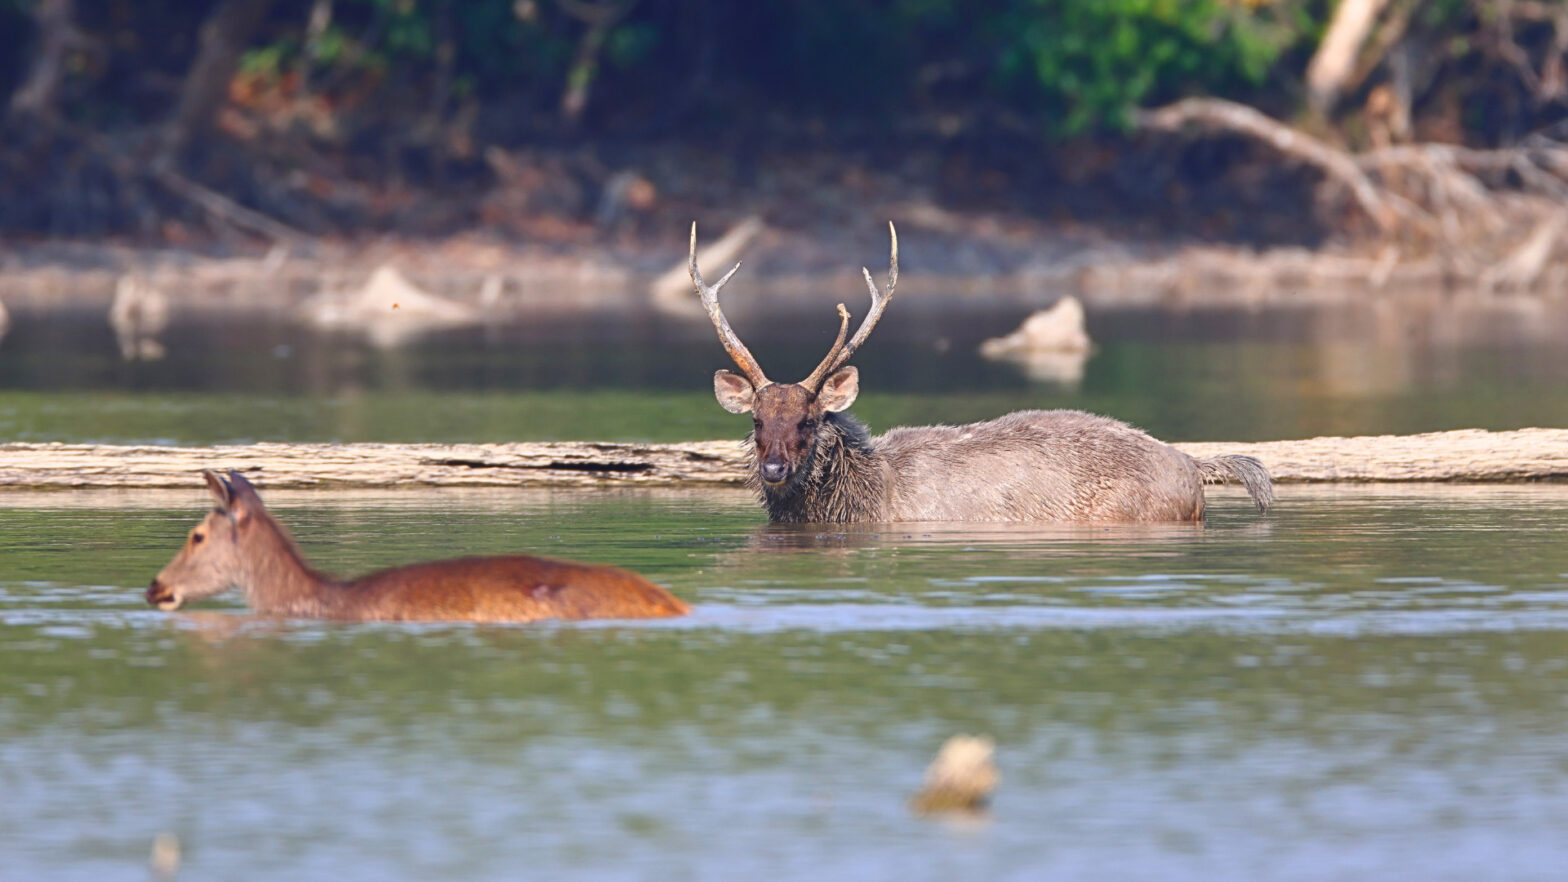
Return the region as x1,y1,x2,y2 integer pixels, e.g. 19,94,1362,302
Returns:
1306,0,1391,113
556,0,638,128
160,0,278,163
7,0,98,122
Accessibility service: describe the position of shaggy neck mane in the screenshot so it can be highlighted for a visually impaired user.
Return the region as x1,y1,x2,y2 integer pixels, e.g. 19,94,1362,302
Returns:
752,412,888,523
241,509,342,617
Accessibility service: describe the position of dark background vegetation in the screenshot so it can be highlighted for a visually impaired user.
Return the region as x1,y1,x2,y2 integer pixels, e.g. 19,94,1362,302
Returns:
3,0,1566,248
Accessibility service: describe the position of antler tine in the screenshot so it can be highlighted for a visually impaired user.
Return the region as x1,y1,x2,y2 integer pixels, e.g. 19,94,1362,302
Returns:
690,222,769,387
825,221,898,376
799,303,852,391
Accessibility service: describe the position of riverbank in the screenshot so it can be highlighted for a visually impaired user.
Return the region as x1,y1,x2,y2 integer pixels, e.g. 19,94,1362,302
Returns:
2,429,1563,490
6,232,1566,328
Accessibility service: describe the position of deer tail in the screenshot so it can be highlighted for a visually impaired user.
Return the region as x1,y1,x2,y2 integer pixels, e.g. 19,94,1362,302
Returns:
1198,454,1274,513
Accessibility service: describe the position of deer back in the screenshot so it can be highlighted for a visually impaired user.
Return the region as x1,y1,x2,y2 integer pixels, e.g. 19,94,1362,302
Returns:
876,410,1208,522
338,555,689,622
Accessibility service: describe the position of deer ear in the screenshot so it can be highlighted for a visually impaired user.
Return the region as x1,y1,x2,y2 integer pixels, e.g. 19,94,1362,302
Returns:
224,470,262,527
203,469,233,512
818,366,859,412
714,370,756,414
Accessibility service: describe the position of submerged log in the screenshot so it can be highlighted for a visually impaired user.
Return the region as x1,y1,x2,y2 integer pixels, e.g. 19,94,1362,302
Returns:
0,428,1563,490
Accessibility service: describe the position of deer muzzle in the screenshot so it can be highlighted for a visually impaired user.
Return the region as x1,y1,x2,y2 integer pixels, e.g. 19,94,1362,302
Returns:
759,459,791,485
146,579,183,611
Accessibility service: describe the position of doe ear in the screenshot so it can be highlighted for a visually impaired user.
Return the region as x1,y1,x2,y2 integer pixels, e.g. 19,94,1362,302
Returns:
714,369,756,414
202,469,233,512
817,366,859,412
223,470,263,526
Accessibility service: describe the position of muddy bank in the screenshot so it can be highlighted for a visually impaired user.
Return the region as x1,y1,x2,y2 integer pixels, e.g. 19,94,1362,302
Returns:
2,429,1563,490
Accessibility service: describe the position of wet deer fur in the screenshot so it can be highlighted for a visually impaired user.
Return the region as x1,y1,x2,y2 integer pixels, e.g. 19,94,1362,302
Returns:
146,470,688,621
690,221,1274,523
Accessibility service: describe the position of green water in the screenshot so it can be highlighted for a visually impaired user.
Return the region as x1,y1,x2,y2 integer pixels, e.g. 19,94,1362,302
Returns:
3,485,1567,880
2,303,1567,444
3,300,1567,878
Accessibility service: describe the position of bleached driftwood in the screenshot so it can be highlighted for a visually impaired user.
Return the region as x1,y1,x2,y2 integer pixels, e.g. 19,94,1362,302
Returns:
1305,0,1392,112
109,274,171,360
298,264,486,347
1180,427,1568,483
650,215,765,310
0,441,747,489
1136,97,1400,232
0,428,1563,490
1136,97,1568,283
978,297,1092,356
978,297,1092,384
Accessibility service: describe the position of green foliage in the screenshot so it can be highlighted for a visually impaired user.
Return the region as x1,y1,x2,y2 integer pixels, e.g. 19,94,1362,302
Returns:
605,20,658,70
239,38,298,78
992,0,1314,134
2,0,1325,137
5,0,1552,146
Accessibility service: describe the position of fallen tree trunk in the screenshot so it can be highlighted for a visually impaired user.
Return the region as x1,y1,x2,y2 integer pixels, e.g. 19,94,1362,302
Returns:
0,440,746,490
1135,96,1402,232
1136,97,1568,285
1179,428,1568,484
0,428,1563,490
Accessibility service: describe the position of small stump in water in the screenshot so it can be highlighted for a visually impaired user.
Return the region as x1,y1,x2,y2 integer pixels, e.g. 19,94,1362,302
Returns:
910,734,999,815
978,298,1092,384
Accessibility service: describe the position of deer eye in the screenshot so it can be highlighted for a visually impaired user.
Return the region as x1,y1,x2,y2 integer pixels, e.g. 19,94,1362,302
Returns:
800,419,817,433
191,531,205,545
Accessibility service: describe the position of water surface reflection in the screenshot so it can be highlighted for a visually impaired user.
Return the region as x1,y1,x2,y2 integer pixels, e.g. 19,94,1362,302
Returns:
3,296,1568,443
2,485,1565,880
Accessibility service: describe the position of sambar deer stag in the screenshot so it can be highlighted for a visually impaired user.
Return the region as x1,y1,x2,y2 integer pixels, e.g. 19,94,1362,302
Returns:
689,221,1273,523
146,470,688,622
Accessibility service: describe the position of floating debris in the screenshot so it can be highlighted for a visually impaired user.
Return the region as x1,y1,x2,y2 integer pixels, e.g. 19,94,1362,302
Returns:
149,831,181,880
910,734,999,815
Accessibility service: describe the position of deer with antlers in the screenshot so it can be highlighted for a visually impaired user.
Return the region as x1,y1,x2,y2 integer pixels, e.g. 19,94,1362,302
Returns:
690,222,1273,523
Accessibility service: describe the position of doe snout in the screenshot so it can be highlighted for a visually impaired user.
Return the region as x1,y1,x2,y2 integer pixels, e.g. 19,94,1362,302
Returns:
145,579,181,611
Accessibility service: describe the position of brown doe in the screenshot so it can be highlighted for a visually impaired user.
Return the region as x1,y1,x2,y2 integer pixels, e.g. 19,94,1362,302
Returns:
146,470,689,622
690,221,1273,523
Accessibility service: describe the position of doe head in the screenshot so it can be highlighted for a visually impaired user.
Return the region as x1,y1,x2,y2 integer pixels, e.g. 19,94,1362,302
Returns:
690,221,897,488
146,470,263,611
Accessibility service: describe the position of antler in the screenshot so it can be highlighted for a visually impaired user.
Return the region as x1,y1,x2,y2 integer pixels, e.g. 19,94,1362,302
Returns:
801,221,898,389
798,303,851,391
690,222,769,388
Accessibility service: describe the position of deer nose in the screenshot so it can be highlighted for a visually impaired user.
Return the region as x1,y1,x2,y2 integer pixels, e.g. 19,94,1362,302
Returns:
760,461,790,484
146,579,176,609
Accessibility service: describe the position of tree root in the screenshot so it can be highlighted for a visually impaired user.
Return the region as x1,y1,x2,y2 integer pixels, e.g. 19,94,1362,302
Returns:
1138,97,1568,289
